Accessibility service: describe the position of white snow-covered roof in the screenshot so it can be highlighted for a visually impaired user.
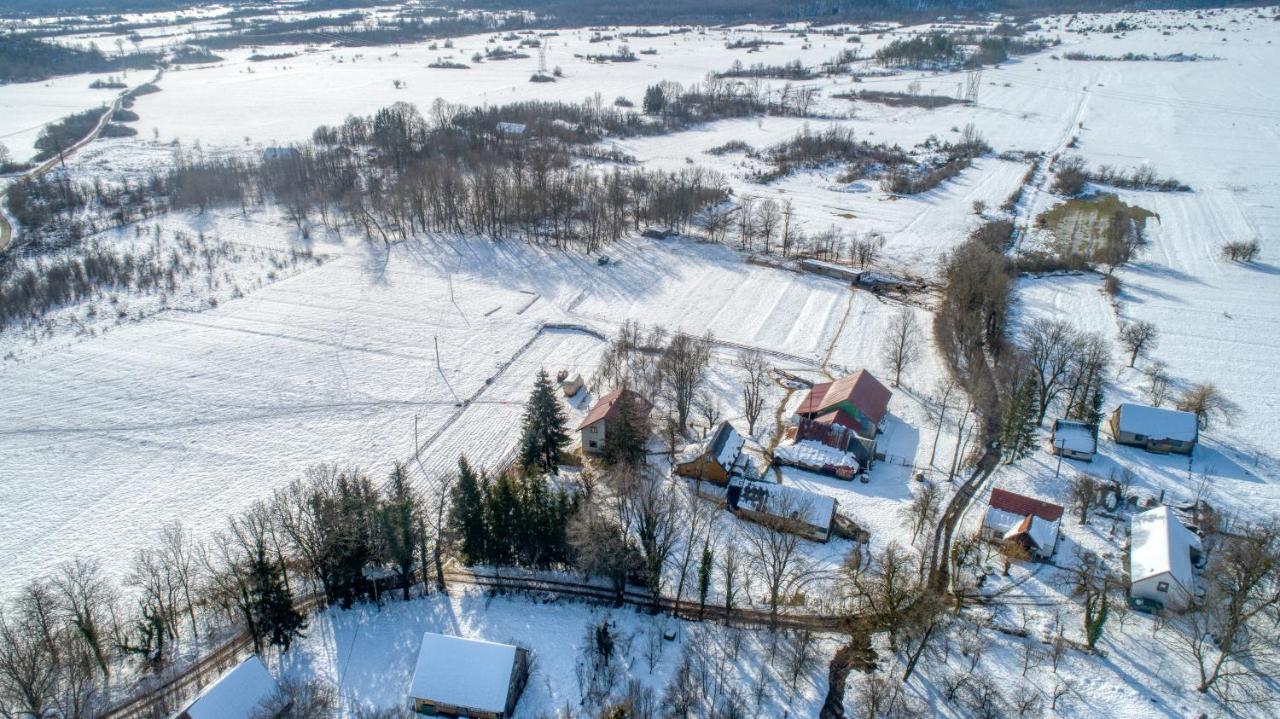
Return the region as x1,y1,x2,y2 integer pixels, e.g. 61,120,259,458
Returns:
987,508,1060,553
715,424,746,469
1114,403,1198,443
1051,419,1097,454
1129,505,1200,590
173,655,278,719
735,480,835,530
773,439,860,471
409,632,519,714
496,121,527,134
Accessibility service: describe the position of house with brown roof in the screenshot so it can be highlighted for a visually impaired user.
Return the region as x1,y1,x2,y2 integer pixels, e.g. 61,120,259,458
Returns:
791,370,892,468
577,388,653,455
980,488,1063,560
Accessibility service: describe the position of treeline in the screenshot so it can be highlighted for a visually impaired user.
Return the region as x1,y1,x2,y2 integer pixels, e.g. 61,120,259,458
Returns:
876,29,1054,69
1053,156,1190,194
32,108,104,162
752,126,909,184
881,127,989,195
715,59,816,80
0,36,159,83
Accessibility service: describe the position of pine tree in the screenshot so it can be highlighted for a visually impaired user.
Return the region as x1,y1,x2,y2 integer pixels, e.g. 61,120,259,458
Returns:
380,462,421,600
1000,377,1038,463
448,457,488,565
602,392,647,466
519,370,572,476
697,541,714,619
250,545,306,652
486,471,521,566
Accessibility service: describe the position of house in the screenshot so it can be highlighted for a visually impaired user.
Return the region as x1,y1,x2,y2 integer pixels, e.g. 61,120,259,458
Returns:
674,421,746,485
496,121,527,136
577,388,652,454
409,633,529,718
727,478,837,543
980,488,1063,560
172,655,281,719
798,258,862,283
1129,505,1202,611
792,370,891,467
1049,418,1098,461
1109,403,1198,455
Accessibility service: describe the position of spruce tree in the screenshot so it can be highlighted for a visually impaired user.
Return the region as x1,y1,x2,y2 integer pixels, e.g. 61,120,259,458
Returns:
448,457,488,565
602,392,647,466
381,462,421,600
1000,377,1038,463
250,545,306,652
519,369,572,476
486,471,521,566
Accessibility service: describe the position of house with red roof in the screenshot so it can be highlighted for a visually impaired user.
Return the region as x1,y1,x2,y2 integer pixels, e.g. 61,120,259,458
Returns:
790,370,892,469
980,488,1064,560
577,388,653,455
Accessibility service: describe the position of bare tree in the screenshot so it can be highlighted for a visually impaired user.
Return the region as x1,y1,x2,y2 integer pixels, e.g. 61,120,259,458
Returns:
882,306,922,387
0,602,58,718
927,379,958,468
1118,320,1158,368
902,481,942,545
1177,522,1280,705
659,331,713,431
618,468,682,609
670,485,719,618
845,542,933,652
1142,361,1172,407
740,493,824,630
1176,382,1235,431
1067,473,1103,526
52,559,115,682
738,349,771,435
694,391,722,437
1023,318,1082,425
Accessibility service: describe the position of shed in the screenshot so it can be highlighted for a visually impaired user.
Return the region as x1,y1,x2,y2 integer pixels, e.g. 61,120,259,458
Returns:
1129,505,1201,611
674,421,746,485
1049,418,1098,461
409,633,529,718
172,655,280,719
980,488,1063,560
560,373,584,398
727,479,836,543
1109,403,1198,455
771,439,860,480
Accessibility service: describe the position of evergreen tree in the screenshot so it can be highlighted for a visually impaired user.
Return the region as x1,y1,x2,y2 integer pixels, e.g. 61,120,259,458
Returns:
448,456,488,565
643,84,666,114
518,369,571,476
380,462,421,600
250,544,306,652
602,392,648,466
486,471,521,566
1000,377,1038,463
697,541,714,619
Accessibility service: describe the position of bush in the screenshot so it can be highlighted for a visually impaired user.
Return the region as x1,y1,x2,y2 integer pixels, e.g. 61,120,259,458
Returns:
1221,239,1261,263
705,140,754,156
1051,156,1088,196
1103,275,1121,296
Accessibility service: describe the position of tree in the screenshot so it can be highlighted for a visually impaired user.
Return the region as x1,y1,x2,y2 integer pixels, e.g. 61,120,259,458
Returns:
738,349,770,435
0,601,58,719
1142,361,1172,407
697,540,714,619
882,307,921,387
1178,522,1280,704
642,84,666,114
998,376,1038,463
448,457,488,564
1067,474,1102,526
603,391,649,466
902,482,941,545
247,540,306,652
1118,320,1158,367
618,467,680,609
741,492,823,630
1176,382,1234,431
52,559,114,682
1023,318,1082,425
1073,549,1110,651
845,543,934,652
659,331,712,431
518,370,572,476
570,504,639,605
380,462,422,600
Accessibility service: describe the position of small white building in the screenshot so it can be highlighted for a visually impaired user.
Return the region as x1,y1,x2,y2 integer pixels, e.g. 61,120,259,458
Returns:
1049,418,1097,461
496,121,527,136
172,655,280,719
409,632,529,718
1129,505,1202,611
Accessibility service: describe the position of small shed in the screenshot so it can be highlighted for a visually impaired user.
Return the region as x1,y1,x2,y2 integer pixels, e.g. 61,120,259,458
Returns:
1049,418,1098,461
172,655,281,719
1129,505,1202,611
1109,403,1198,455
727,479,836,543
771,439,860,480
980,488,1063,560
674,421,746,485
559,373,584,398
409,633,529,719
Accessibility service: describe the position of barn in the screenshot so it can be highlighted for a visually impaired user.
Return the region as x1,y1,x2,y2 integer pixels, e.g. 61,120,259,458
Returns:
792,370,891,468
674,420,746,485
1129,506,1202,611
727,478,837,543
1049,418,1098,461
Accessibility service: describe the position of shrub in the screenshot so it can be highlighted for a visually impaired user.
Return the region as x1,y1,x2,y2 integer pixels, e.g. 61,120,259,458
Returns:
1103,275,1121,296
1051,156,1088,196
1221,239,1261,263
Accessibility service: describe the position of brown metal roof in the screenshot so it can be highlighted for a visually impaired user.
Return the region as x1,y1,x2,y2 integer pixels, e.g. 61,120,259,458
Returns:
989,488,1064,522
577,388,653,430
796,370,891,426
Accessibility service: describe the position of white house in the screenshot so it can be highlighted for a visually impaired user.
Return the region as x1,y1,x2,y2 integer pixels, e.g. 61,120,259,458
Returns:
1109,403,1198,455
409,632,529,718
172,655,280,719
576,388,652,455
980,488,1063,560
1049,418,1097,461
1129,505,1202,610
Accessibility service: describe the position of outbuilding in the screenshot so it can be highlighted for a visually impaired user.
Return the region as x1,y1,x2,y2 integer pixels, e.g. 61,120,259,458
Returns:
727,479,837,543
1049,418,1098,461
172,655,281,719
1129,505,1202,611
1109,403,1198,455
674,421,746,485
409,632,529,718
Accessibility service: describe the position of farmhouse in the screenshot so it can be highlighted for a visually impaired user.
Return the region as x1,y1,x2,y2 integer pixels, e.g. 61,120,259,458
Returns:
1129,505,1202,611
792,369,891,468
1049,418,1098,461
980,488,1063,560
1108,403,1198,455
727,478,837,542
674,420,746,485
409,632,529,718
577,388,652,454
172,655,281,719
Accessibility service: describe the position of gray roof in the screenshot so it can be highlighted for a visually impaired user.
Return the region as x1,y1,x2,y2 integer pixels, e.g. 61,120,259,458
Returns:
1114,403,1198,443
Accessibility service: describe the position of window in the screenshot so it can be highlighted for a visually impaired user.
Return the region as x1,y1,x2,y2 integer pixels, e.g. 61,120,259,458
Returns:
1134,433,1146,441
589,440,598,449
1157,581,1169,593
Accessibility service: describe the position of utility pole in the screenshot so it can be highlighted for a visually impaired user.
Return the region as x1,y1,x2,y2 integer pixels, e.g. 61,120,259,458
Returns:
964,68,982,104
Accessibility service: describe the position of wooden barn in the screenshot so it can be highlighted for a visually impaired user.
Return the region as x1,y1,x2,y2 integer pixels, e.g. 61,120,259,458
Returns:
674,421,746,485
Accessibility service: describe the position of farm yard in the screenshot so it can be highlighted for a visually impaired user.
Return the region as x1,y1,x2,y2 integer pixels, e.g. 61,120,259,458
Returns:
2,3,1280,718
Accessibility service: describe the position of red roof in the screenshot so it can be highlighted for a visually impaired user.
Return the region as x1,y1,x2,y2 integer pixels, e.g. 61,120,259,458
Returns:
796,370,892,426
989,488,1063,522
577,388,653,430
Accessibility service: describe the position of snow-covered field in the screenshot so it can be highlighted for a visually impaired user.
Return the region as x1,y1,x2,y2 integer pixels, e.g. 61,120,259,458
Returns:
3,4,1280,717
